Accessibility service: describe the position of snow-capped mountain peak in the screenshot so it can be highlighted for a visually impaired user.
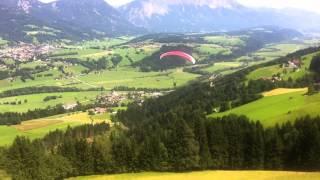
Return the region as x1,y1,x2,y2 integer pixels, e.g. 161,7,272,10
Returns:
122,0,239,18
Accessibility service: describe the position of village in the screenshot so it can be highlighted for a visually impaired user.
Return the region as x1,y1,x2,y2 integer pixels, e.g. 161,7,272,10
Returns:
0,43,55,62
62,90,167,116
260,57,303,82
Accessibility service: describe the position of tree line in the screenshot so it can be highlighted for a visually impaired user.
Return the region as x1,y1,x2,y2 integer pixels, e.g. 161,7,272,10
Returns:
0,123,110,180
0,86,103,98
0,103,95,125
1,115,320,180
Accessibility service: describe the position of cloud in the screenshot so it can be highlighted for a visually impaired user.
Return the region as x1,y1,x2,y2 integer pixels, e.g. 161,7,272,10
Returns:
39,0,134,7
38,0,320,13
238,0,320,13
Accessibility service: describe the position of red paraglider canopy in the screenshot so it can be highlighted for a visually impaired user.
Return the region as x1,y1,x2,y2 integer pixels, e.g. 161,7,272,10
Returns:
160,51,196,64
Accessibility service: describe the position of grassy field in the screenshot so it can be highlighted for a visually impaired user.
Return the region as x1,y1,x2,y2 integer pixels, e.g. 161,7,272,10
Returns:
0,91,102,113
234,43,308,66
0,67,199,92
0,112,110,146
252,43,306,62
79,37,132,49
197,42,308,76
0,170,10,180
51,46,156,66
69,171,320,180
77,68,199,90
0,37,8,46
263,88,308,97
247,51,319,81
196,44,232,56
203,62,243,73
51,37,157,65
204,35,245,46
209,89,320,127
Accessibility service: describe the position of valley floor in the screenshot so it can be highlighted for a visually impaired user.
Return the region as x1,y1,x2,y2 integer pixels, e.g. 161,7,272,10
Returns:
69,171,320,180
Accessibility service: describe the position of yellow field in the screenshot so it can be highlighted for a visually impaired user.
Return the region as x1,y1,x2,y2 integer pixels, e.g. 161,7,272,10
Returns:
13,120,63,131
13,112,107,131
263,88,308,97
70,171,320,180
0,112,111,146
0,170,10,180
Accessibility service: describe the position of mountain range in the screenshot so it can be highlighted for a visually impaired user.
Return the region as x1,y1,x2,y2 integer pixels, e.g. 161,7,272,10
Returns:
0,0,141,42
120,0,320,33
0,0,320,42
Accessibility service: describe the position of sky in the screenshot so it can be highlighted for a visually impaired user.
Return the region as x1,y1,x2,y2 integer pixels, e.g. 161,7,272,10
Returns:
40,0,133,7
39,0,320,14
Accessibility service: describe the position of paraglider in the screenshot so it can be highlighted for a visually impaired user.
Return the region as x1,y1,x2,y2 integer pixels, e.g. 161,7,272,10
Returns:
160,51,196,64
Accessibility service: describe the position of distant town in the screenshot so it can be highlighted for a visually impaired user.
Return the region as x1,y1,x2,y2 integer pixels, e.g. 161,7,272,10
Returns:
0,43,55,62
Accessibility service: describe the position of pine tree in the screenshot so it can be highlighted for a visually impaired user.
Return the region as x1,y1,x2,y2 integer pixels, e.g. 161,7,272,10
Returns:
264,128,283,170
170,119,200,171
194,118,211,169
6,137,47,180
207,120,228,169
74,139,94,175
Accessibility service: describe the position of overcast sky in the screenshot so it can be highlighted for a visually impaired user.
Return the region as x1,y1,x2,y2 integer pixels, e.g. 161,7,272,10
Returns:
39,0,132,7
39,0,320,14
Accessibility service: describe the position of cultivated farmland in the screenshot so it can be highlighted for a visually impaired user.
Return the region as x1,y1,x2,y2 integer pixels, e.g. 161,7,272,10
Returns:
0,112,110,146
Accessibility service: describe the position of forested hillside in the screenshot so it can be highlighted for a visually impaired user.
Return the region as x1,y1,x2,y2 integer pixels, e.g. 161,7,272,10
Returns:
1,46,320,179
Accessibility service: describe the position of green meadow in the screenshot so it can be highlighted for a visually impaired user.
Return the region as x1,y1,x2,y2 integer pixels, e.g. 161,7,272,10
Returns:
203,62,243,73
0,170,10,180
0,67,198,92
0,91,102,113
0,112,109,146
203,35,245,46
252,43,306,62
247,51,319,81
0,121,80,147
77,68,199,90
195,44,232,56
0,37,8,46
209,90,320,127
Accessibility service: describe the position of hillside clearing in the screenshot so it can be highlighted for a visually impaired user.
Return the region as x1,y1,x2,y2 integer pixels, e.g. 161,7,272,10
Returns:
263,88,308,97
247,51,319,81
210,91,320,127
0,112,110,146
0,170,10,180
0,91,102,113
69,171,320,180
203,62,242,73
14,120,63,131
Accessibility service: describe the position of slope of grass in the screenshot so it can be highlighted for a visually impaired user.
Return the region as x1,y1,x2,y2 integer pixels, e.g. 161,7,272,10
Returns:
0,170,10,180
0,112,109,146
77,68,199,90
204,35,245,46
0,67,198,92
209,90,320,127
196,44,232,56
252,43,306,62
69,171,320,180
263,88,307,97
0,37,8,46
247,51,319,81
203,62,242,73
0,91,102,113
